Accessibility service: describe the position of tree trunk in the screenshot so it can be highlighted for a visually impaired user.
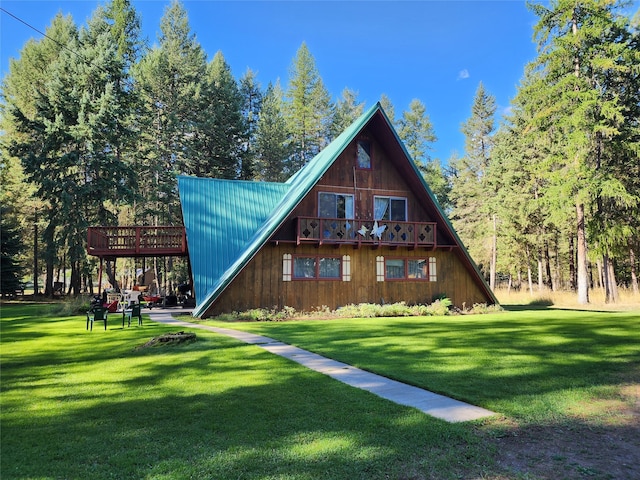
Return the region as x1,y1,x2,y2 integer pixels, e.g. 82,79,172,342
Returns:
603,255,612,302
569,234,576,291
544,242,555,290
43,221,55,297
70,260,81,296
537,248,544,292
576,202,589,304
490,214,497,290
526,245,534,295
33,209,39,296
105,259,119,291
596,259,604,290
608,258,618,303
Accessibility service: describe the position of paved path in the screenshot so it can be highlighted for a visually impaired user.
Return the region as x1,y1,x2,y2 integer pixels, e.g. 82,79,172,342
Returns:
146,309,496,423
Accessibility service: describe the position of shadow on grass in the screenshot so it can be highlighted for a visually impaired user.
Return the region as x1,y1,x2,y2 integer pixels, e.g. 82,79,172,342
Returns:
210,309,640,415
1,331,492,480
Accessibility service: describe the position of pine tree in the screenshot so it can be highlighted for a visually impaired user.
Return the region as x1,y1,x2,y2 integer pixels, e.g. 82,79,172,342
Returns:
5,4,138,294
132,0,206,223
527,0,640,303
255,81,291,181
189,51,244,179
379,94,396,125
0,204,25,296
449,82,497,287
395,99,449,209
330,87,364,139
285,42,332,171
239,68,263,179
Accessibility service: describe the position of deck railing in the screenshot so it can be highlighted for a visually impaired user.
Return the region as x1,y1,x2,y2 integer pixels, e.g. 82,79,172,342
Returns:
87,226,187,257
297,217,436,248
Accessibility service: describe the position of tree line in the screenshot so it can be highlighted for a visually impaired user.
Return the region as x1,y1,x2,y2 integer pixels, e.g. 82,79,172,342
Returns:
1,0,638,303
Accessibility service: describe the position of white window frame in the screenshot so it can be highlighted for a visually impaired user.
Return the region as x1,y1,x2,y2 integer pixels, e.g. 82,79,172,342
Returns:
318,192,354,219
373,196,407,221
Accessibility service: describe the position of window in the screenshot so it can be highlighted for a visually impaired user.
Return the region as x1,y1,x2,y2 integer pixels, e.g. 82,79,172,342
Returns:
383,257,436,281
319,192,354,219
293,256,341,279
385,259,405,279
374,196,407,221
357,140,371,169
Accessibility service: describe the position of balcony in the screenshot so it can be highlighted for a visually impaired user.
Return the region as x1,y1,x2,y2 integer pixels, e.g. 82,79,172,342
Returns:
297,217,436,248
87,226,187,258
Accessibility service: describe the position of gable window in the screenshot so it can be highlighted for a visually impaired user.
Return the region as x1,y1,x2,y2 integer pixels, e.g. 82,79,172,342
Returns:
319,192,354,219
383,257,436,281
293,256,341,279
374,196,407,221
357,140,371,169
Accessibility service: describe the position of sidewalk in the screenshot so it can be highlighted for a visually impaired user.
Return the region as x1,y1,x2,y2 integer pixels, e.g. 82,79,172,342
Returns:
147,309,496,423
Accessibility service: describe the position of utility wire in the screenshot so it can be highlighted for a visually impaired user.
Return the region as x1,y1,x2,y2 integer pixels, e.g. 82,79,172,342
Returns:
0,7,106,73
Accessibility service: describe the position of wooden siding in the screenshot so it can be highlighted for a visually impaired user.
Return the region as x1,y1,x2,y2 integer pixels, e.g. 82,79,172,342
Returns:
201,125,491,316
271,127,453,243
203,243,487,316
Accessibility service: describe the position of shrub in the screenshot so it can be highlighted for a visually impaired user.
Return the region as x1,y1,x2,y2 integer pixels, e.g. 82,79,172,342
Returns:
214,297,503,321
49,296,93,316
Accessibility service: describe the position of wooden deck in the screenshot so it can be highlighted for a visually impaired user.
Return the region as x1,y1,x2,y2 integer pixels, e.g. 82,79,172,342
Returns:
87,226,187,258
296,217,436,248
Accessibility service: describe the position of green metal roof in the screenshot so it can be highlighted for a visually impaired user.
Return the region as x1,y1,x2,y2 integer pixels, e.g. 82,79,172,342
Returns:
179,102,496,317
178,176,291,313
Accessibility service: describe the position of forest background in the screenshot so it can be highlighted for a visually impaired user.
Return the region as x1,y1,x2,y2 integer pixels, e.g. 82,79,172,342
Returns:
1,0,639,306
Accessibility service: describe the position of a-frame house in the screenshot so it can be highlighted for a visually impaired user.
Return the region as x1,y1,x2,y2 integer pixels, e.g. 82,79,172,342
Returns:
178,103,497,318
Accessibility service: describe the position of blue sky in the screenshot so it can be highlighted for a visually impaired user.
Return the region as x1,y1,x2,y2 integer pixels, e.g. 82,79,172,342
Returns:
2,1,546,162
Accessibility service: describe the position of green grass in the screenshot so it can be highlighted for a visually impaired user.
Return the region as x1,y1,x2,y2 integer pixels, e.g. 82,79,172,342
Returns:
1,303,492,480
2,303,639,479
200,308,640,424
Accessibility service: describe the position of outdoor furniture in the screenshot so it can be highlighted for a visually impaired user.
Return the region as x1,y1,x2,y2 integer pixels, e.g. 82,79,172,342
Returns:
87,306,108,331
105,300,120,313
106,292,123,311
123,302,142,327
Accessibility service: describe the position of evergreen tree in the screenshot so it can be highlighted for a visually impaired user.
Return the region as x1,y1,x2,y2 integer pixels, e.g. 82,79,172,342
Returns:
189,51,244,179
397,98,437,164
0,204,25,296
132,0,206,224
330,87,364,139
395,99,449,209
285,42,332,171
527,0,640,303
5,5,138,294
379,94,396,125
239,68,263,179
255,81,291,181
449,82,497,287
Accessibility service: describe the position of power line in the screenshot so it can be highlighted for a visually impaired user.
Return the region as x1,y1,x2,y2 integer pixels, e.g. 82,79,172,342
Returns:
0,7,106,73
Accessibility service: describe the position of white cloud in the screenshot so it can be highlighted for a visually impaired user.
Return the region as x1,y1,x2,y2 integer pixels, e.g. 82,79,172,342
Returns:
457,69,470,80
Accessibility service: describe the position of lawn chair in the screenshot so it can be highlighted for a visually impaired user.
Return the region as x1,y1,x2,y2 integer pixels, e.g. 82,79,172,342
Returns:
123,302,142,327
87,305,108,331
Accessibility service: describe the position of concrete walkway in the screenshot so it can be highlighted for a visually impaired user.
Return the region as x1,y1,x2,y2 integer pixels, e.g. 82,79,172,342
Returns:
146,309,496,423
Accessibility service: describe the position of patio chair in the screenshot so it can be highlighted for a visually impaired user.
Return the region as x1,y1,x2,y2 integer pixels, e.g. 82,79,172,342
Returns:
123,302,142,327
87,305,108,331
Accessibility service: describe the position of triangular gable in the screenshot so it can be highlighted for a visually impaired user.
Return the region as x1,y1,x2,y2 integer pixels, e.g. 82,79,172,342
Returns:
373,107,498,305
180,102,496,317
180,103,381,317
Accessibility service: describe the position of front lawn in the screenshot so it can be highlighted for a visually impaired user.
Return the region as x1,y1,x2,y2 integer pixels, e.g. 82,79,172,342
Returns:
203,308,640,422
2,303,638,479
1,303,489,480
